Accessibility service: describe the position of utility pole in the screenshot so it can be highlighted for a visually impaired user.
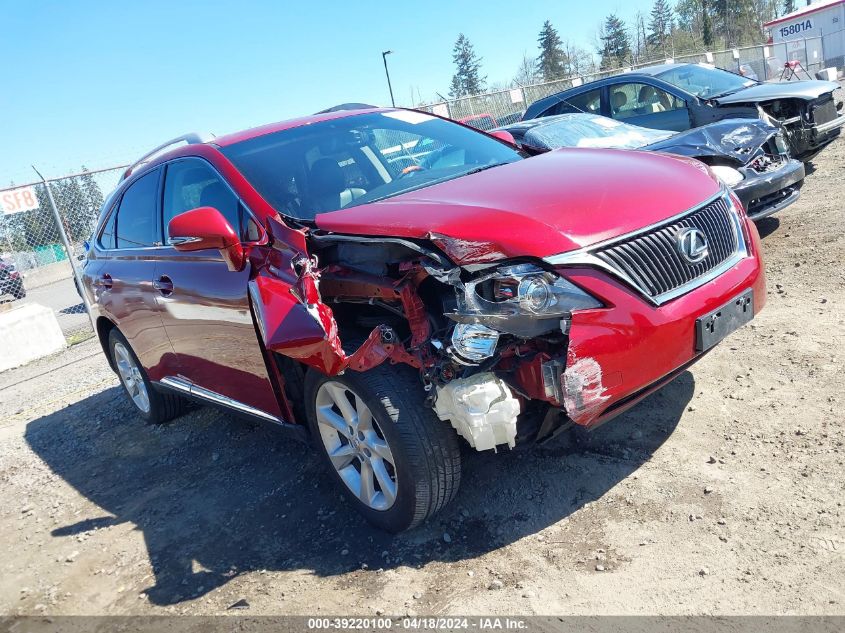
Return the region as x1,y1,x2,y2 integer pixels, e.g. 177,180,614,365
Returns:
382,50,396,107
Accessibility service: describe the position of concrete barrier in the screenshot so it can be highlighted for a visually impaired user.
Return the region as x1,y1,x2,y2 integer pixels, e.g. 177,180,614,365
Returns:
816,67,839,81
22,260,73,290
0,303,66,372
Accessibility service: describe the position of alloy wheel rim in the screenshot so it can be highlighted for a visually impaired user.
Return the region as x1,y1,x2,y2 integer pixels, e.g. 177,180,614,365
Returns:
114,342,151,414
315,381,398,511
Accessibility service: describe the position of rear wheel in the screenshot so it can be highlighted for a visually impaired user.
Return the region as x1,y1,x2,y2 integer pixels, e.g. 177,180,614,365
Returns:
108,329,184,425
305,364,461,532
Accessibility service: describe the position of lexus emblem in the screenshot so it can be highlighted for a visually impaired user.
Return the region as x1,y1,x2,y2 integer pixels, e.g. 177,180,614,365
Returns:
676,228,709,264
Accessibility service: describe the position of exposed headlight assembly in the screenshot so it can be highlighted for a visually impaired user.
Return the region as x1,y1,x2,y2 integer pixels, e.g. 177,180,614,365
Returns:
710,165,744,187
448,263,602,338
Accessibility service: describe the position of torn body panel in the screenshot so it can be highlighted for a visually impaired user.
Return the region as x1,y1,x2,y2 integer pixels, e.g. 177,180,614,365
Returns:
250,218,430,378
249,268,423,377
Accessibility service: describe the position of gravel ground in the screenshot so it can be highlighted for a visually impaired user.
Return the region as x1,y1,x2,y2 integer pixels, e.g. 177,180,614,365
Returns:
1,115,843,617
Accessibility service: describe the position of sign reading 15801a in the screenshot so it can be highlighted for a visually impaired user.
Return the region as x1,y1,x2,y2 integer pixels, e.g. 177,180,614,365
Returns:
779,19,813,38
1,186,39,215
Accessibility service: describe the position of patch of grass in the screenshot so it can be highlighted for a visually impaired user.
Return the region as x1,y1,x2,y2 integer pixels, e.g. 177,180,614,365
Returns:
66,330,95,346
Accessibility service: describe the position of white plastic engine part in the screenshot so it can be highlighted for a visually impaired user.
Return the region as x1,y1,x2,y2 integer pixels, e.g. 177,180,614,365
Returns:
433,372,521,451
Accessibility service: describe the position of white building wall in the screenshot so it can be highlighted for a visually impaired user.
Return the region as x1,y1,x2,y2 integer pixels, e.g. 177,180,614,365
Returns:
769,3,845,63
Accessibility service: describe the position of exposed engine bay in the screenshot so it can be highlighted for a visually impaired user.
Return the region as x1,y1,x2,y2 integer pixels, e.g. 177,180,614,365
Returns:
249,218,599,452
756,93,843,158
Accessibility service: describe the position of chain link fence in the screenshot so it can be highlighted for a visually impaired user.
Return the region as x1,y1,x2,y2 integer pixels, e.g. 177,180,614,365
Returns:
421,35,837,128
0,165,127,344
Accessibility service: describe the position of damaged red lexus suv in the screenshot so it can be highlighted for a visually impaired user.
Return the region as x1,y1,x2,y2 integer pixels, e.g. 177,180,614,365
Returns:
84,108,765,531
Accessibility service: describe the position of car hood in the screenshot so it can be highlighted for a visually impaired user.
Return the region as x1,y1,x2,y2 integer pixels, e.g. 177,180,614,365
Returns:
714,80,839,104
644,118,778,165
314,148,722,265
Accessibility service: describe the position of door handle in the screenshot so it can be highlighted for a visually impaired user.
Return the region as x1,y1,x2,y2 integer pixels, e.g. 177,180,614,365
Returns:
153,275,174,296
96,274,113,289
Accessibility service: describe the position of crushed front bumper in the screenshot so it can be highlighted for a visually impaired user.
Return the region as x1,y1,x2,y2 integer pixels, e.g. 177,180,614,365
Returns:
814,114,845,136
733,158,805,221
517,227,765,428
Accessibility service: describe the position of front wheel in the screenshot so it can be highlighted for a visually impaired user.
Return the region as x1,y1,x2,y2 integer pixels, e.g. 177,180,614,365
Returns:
304,364,462,532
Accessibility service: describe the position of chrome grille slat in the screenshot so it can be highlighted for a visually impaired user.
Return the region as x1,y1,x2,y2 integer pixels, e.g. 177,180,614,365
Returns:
650,231,687,286
597,249,652,294
699,204,728,260
587,195,743,303
618,243,662,295
639,234,677,291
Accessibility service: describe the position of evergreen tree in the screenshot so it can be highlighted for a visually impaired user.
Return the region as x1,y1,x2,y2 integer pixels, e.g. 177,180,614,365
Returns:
702,0,714,47
53,178,90,243
448,34,486,97
536,20,568,81
599,14,632,70
79,166,105,216
648,0,674,54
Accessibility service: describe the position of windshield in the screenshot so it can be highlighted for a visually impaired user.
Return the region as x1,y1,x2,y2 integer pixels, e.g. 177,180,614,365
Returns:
655,64,756,99
220,111,522,221
523,113,674,150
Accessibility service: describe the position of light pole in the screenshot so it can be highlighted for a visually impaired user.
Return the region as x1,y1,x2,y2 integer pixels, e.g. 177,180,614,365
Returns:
382,50,395,107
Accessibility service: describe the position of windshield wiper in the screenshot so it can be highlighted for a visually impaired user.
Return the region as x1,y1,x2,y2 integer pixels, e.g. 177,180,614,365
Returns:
707,87,745,100
462,162,510,176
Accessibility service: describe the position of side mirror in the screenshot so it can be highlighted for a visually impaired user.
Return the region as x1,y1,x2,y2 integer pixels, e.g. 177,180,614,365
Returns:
168,206,245,272
489,130,517,145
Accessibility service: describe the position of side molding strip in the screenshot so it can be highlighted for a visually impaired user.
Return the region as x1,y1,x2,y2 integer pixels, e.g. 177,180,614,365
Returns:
159,376,284,424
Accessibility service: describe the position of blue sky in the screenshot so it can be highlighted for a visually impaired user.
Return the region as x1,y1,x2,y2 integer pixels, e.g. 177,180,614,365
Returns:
2,0,655,184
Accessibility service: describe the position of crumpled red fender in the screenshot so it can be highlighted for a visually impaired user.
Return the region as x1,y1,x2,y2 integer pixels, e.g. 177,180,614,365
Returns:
249,218,418,376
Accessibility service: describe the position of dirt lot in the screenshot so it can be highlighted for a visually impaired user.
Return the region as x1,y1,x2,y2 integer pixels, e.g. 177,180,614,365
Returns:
1,118,843,617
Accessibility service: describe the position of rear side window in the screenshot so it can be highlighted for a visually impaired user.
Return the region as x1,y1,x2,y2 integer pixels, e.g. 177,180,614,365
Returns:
114,170,160,249
547,88,602,116
609,82,685,120
99,205,117,249
162,159,258,243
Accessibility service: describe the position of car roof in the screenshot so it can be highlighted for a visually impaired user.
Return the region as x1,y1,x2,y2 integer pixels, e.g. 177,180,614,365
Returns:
630,62,692,76
522,64,701,120
121,107,400,181
214,107,389,147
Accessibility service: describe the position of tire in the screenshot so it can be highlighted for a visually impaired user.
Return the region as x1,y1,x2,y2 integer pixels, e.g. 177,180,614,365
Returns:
304,363,462,532
108,329,184,425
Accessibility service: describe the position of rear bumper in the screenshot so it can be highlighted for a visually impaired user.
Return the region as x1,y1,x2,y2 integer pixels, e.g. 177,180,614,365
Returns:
525,222,765,427
733,158,805,221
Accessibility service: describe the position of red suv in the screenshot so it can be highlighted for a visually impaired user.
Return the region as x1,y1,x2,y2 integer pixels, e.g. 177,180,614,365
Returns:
84,108,765,532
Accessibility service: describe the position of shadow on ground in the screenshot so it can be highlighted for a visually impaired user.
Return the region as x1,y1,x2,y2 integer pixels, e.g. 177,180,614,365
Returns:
755,216,781,239
26,372,694,605
59,303,85,315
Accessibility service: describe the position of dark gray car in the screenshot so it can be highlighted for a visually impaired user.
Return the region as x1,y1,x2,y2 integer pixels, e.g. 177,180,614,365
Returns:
522,63,844,160
498,113,805,222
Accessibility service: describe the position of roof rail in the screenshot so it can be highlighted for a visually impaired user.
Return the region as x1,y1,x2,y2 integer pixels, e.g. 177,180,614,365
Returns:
314,103,378,114
121,132,215,180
